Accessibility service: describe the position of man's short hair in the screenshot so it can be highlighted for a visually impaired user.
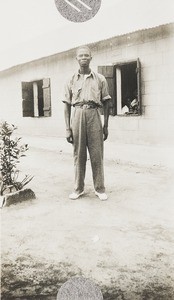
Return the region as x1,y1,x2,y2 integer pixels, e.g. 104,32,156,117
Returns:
76,45,92,56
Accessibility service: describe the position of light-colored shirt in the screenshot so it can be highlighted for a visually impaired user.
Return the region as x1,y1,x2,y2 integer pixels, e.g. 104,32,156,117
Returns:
63,70,111,107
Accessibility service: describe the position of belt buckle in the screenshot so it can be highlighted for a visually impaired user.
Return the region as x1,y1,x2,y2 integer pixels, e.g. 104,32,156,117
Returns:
83,104,90,109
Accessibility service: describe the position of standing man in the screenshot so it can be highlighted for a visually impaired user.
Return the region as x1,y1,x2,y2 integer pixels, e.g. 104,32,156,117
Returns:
63,46,111,200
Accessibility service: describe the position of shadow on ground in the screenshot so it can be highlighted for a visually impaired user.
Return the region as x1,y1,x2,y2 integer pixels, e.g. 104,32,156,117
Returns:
2,257,174,300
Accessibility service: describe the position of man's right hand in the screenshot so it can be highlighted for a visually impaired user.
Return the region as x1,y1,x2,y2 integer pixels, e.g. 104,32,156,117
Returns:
66,128,73,144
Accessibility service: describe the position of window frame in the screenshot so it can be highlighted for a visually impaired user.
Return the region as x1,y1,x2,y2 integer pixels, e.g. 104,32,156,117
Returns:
113,58,141,117
98,58,141,117
21,78,51,118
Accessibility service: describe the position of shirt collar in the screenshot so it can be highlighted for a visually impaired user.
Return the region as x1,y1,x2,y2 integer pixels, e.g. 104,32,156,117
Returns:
76,70,94,79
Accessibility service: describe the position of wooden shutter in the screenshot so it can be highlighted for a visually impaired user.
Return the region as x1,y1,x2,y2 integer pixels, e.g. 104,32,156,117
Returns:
21,82,34,117
42,78,51,117
98,66,116,115
136,58,141,115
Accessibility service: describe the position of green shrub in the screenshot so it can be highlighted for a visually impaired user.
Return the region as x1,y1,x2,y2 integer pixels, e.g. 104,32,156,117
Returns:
0,121,33,196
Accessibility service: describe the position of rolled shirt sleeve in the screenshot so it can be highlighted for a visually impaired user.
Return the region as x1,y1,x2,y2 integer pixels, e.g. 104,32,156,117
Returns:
101,76,111,102
62,79,72,105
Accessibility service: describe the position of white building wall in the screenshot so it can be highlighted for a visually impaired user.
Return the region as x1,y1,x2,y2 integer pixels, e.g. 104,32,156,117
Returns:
89,26,174,145
0,24,174,145
0,53,77,137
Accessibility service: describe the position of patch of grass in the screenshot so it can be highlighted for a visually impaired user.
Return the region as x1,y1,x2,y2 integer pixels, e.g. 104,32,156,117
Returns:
1,257,82,299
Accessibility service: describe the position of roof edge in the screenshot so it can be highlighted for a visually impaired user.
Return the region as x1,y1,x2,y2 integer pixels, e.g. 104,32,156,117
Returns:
0,22,174,74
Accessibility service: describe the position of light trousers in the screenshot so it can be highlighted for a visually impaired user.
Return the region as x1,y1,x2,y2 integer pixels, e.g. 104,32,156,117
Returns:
72,107,105,194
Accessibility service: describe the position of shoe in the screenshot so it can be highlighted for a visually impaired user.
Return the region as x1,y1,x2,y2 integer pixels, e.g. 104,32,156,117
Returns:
69,191,84,200
95,191,108,201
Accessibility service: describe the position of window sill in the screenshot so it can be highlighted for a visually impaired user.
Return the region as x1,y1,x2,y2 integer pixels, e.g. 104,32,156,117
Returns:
116,113,141,117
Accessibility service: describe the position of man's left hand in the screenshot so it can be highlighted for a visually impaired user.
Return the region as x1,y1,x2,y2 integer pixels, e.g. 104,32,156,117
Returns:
103,126,108,141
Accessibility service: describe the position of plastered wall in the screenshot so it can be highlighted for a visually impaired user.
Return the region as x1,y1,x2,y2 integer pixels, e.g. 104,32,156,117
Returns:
0,24,174,145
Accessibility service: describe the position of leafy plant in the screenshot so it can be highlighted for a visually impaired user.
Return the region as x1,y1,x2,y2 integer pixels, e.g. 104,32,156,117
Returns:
0,121,33,196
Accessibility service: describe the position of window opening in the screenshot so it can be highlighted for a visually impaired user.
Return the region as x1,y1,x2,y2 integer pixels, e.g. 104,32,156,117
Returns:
98,59,141,116
118,62,139,115
22,79,51,117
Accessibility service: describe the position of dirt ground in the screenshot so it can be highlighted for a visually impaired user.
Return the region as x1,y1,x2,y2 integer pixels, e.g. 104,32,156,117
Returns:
1,146,174,300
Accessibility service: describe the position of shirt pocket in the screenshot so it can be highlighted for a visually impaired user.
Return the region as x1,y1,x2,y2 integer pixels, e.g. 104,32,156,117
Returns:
90,83,101,102
72,82,82,101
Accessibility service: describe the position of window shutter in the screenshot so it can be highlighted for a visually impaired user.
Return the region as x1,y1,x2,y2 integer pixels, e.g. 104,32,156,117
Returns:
42,78,51,117
21,82,34,117
136,58,141,115
98,66,116,115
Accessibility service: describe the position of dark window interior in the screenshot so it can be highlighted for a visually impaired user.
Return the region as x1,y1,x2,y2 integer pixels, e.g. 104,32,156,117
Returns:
121,62,138,114
37,80,44,117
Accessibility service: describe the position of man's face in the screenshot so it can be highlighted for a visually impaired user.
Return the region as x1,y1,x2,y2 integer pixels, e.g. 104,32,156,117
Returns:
76,48,92,67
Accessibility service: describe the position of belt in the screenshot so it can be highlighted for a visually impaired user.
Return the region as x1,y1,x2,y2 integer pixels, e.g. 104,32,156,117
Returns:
73,101,99,109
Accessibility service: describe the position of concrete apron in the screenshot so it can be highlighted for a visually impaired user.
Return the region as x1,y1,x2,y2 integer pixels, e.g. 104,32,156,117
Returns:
20,135,174,169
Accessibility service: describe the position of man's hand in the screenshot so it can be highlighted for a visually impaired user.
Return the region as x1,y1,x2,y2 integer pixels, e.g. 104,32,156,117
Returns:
103,125,108,141
66,128,73,144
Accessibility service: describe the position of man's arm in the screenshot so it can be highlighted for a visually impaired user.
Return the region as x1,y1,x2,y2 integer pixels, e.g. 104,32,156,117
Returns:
103,100,110,141
64,103,73,144
100,75,111,141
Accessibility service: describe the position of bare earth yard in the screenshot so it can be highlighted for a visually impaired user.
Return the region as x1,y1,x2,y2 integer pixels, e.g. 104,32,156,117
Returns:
1,146,174,299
